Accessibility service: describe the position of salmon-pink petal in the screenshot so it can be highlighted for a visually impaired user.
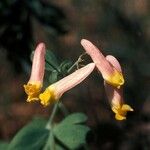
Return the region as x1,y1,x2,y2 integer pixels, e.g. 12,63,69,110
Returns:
104,81,123,107
106,55,122,73
29,43,45,82
50,63,95,98
105,55,123,106
81,39,114,78
24,43,46,102
39,63,95,106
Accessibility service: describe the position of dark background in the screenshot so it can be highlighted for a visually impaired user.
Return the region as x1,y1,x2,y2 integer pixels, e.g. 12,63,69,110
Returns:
0,0,150,149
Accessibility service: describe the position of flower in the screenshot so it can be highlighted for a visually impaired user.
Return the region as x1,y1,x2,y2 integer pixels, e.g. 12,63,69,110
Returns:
39,63,95,106
104,55,133,120
81,39,124,89
24,43,45,102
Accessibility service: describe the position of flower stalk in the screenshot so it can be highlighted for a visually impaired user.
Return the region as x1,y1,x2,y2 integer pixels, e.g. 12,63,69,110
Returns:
46,101,59,130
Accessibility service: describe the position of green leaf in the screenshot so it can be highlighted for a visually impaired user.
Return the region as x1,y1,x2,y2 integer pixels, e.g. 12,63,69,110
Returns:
0,141,9,149
55,144,66,150
45,63,56,71
8,118,48,150
43,132,54,150
53,113,90,150
60,113,88,125
59,60,72,74
54,124,90,150
45,50,59,71
48,70,58,84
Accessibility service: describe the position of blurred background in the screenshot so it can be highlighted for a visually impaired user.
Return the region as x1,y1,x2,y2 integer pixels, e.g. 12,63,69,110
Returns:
0,0,150,149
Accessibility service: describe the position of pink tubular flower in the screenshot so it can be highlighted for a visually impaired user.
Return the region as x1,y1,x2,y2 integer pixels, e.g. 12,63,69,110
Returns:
39,63,95,106
104,55,133,120
81,39,124,89
24,43,45,102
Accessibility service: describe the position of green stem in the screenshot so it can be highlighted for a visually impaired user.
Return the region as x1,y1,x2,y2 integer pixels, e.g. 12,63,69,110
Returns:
43,131,55,150
58,102,69,116
67,52,87,73
67,60,79,73
49,131,55,150
46,101,59,130
44,101,60,149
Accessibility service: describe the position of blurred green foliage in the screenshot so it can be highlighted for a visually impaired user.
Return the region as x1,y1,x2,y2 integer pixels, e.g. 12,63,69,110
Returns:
53,113,89,149
3,113,89,150
0,0,68,72
45,49,72,85
7,118,48,150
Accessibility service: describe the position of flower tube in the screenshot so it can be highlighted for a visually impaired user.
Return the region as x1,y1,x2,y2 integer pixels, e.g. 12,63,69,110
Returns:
81,39,124,89
39,63,95,106
24,43,45,102
104,55,133,120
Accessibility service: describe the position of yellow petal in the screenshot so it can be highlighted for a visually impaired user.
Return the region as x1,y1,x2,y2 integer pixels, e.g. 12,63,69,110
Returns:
115,113,126,120
122,104,134,111
39,88,55,106
105,70,124,89
112,103,134,121
112,105,120,114
24,82,42,102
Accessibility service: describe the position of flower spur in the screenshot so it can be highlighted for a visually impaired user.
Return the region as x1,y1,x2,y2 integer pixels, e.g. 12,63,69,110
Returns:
81,39,124,89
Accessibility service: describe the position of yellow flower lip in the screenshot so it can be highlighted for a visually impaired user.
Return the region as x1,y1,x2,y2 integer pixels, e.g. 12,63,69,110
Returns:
112,104,134,120
105,70,125,89
24,82,42,102
39,87,56,106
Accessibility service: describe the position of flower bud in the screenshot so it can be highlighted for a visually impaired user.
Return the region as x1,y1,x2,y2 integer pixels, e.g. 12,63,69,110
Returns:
39,63,95,106
24,43,45,102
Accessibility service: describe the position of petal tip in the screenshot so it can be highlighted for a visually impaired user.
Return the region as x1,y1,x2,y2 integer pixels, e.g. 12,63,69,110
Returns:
81,39,91,47
88,63,95,69
35,43,46,55
38,42,45,48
